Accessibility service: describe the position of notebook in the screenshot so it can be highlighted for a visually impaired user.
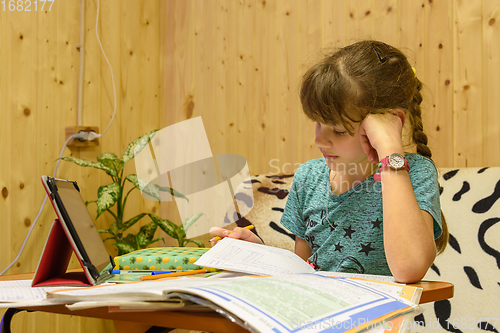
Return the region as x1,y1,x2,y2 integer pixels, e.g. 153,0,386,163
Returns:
32,176,114,287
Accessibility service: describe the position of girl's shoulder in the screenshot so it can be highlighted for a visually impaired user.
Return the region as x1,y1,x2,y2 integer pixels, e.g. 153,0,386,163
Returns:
295,158,327,173
293,158,329,181
405,153,439,182
405,153,437,171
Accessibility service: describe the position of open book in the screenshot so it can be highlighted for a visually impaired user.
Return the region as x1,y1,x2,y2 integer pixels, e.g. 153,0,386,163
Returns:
195,238,397,282
48,239,422,333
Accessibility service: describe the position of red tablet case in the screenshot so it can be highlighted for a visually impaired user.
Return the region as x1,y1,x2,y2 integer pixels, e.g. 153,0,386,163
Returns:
32,219,93,287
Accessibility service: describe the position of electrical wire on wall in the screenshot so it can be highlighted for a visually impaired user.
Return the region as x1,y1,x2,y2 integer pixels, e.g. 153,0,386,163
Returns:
0,0,117,276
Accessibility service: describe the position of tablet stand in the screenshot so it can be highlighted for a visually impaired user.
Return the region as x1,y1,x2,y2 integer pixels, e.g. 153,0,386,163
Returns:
32,219,93,287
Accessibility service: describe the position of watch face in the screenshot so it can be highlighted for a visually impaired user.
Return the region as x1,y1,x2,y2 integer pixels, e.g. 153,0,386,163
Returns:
388,154,405,169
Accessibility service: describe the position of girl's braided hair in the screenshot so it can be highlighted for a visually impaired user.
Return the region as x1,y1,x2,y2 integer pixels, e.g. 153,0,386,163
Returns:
300,40,448,254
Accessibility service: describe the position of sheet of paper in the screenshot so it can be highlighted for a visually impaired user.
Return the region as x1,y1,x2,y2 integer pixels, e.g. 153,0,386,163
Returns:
66,299,186,311
0,279,81,308
195,238,315,275
48,276,230,300
314,271,396,283
0,280,80,302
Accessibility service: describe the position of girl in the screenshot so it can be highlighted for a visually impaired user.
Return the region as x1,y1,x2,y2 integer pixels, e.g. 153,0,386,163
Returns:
210,40,448,284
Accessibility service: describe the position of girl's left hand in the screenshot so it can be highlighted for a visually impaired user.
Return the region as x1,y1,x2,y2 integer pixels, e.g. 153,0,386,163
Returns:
359,110,405,163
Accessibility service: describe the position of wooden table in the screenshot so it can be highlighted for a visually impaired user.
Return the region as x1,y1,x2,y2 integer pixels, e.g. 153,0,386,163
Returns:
1,271,454,333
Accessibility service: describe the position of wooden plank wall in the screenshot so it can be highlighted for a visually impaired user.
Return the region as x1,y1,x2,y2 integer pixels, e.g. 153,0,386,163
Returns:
164,0,500,179
1,0,164,331
1,1,499,332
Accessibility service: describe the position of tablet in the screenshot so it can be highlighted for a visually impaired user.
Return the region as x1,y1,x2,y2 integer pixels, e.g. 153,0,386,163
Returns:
38,176,113,286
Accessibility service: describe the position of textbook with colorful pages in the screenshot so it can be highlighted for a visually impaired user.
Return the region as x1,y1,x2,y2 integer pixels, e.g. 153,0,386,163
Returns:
48,238,422,333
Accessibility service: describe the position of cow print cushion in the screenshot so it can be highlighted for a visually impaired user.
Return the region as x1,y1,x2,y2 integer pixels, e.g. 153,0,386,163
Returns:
416,167,500,333
223,174,296,252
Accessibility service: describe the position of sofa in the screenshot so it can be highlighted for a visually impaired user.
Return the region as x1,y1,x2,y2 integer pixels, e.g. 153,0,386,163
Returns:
218,167,500,333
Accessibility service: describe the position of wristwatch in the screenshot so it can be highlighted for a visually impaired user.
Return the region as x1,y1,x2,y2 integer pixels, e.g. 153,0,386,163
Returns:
373,153,409,181
380,153,409,171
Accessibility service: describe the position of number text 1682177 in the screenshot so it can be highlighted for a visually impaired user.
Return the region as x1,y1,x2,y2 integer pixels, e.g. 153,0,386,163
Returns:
2,0,55,12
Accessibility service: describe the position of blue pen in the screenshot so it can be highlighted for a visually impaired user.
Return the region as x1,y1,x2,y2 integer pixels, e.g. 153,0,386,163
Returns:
151,270,186,275
110,270,147,274
110,270,176,275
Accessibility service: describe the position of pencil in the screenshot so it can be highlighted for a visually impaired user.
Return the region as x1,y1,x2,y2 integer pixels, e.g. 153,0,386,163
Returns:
213,224,254,241
140,268,208,281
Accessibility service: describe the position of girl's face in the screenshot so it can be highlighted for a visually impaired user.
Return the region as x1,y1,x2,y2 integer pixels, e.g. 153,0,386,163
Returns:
314,122,368,172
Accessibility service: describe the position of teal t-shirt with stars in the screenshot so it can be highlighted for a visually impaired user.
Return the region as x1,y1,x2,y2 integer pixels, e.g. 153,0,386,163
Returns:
280,153,442,276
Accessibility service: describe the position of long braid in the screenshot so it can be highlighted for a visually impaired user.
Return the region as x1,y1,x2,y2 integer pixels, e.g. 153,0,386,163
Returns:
410,78,448,255
409,80,432,159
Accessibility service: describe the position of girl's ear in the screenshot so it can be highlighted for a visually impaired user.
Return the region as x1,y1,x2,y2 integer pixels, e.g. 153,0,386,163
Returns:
394,109,406,127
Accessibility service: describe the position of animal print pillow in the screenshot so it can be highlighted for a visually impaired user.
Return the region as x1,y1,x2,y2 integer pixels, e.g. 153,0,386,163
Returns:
222,174,296,252
416,167,500,332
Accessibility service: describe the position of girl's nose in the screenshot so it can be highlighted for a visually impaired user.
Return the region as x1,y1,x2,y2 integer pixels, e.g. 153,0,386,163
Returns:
314,123,332,148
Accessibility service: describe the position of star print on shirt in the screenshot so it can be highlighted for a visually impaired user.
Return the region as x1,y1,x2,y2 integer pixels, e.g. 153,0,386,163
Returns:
343,226,356,238
371,218,382,229
334,242,343,252
359,242,376,256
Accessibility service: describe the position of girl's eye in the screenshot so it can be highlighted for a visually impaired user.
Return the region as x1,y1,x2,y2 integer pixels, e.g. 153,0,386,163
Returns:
334,129,347,136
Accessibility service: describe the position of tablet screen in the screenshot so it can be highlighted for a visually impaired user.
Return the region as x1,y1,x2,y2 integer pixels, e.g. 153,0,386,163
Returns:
53,179,111,275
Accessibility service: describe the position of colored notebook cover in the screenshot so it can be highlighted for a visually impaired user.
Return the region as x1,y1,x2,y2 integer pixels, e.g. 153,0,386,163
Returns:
113,247,217,272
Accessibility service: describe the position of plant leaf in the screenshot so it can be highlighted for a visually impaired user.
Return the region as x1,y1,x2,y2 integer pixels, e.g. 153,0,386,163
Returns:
114,241,137,255
97,229,110,234
149,214,178,239
136,222,158,248
96,183,121,218
184,238,205,248
122,213,147,231
155,184,189,202
182,213,204,233
97,152,125,175
122,234,138,247
126,174,160,201
108,222,119,237
60,157,115,177
122,129,158,164
85,200,96,207
145,237,164,248
176,224,186,241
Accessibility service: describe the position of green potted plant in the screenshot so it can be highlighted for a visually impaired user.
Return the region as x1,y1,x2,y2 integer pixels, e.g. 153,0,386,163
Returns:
61,130,205,255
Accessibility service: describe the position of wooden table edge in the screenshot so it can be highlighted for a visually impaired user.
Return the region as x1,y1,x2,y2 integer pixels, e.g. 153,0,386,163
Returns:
409,280,454,304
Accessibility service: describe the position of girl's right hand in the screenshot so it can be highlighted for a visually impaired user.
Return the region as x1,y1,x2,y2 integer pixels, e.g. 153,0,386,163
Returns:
209,226,263,247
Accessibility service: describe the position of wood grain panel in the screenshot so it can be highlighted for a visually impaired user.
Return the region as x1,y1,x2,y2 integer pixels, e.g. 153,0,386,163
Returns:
453,0,483,166
399,1,425,78
10,9,35,275
347,0,372,42
298,0,322,165
321,0,347,48
277,0,301,174
482,2,500,166
0,3,12,276
425,0,454,168
254,0,277,173
372,0,398,46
